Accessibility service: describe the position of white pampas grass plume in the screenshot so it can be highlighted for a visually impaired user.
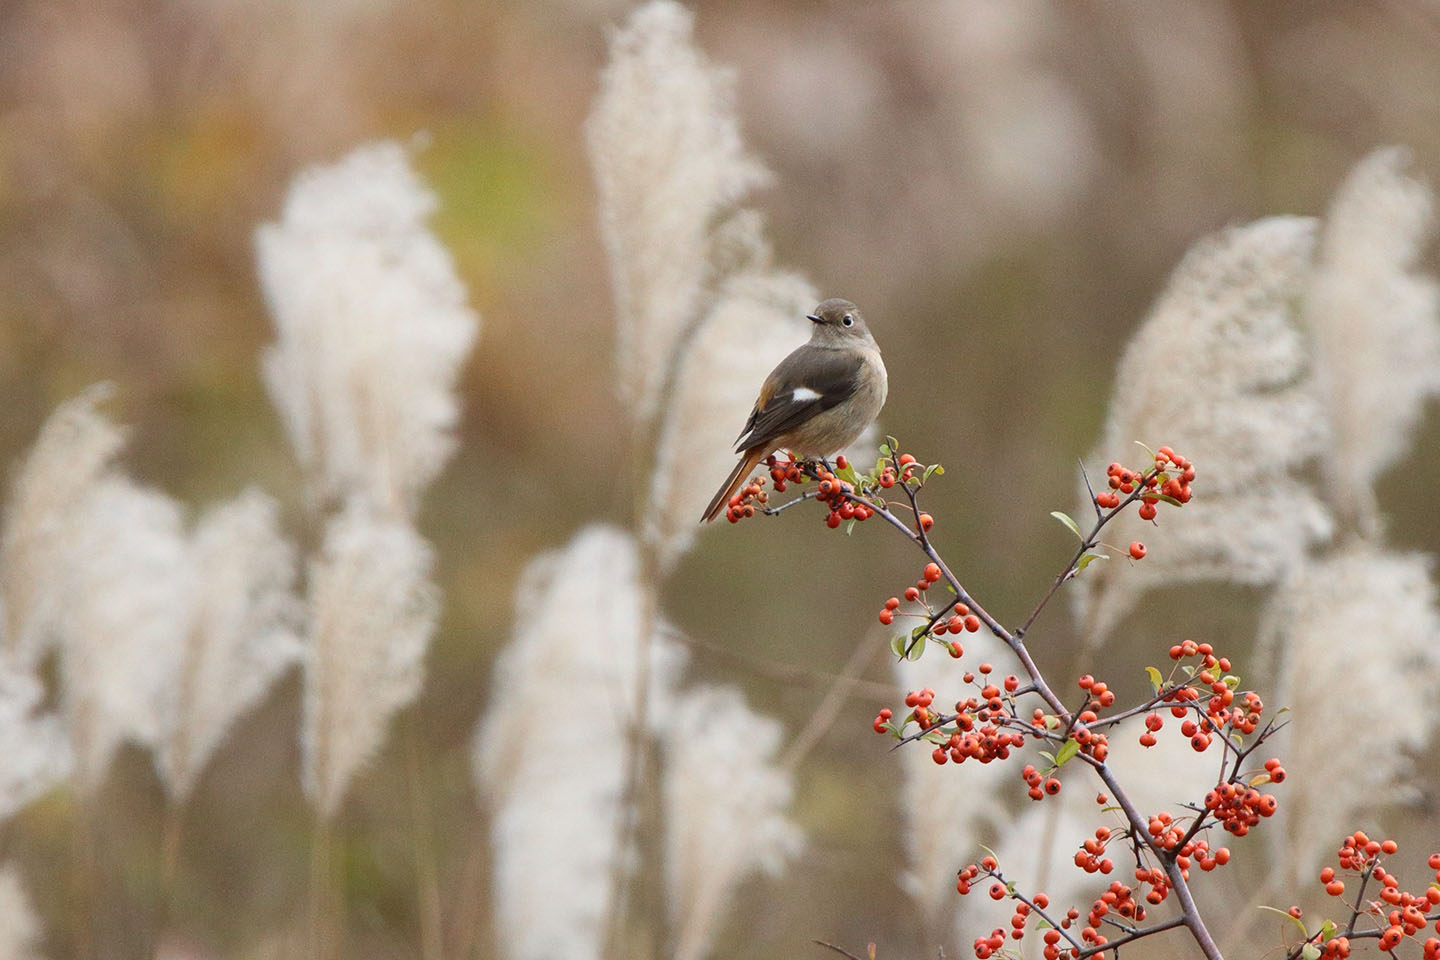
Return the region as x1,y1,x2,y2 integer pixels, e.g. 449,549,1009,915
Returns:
58,477,191,790
645,219,814,569
1302,148,1440,532
1073,217,1333,639
473,525,685,960
587,0,770,424
301,500,438,818
1,385,126,668
1257,543,1440,883
0,864,45,960
0,655,71,822
892,643,1011,942
661,685,803,960
257,140,480,516
156,489,303,800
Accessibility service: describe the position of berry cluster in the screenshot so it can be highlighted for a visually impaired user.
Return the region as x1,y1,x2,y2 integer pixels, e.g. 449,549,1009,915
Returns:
724,453,877,526
933,713,1026,767
1201,781,1278,837
1142,640,1267,753
1303,835,1440,959
1093,446,1194,514
1022,763,1062,799
876,562,982,649
1139,811,1233,879
720,477,769,522
1071,826,1116,875
956,860,1057,958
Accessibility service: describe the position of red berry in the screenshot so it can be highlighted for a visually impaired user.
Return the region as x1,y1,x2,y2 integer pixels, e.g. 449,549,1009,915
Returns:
924,562,942,582
1129,541,1146,560
919,513,934,531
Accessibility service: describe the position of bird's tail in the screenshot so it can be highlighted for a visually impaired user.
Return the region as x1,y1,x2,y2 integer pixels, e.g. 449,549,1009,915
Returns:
700,450,765,523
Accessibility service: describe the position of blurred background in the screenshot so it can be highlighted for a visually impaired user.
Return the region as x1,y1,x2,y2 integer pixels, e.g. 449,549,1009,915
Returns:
2,0,1440,958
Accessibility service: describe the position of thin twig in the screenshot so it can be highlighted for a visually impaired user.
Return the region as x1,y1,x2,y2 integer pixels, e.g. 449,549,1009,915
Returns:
781,632,884,771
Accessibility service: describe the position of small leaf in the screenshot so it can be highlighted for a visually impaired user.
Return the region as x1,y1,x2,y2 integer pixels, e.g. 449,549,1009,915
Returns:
1154,492,1184,507
1145,666,1163,693
923,730,948,744
1225,674,1241,689
1319,920,1337,941
1037,750,1056,765
923,463,945,482
879,442,892,457
1256,905,1308,936
890,634,906,658
845,518,857,536
1044,715,1061,730
1076,552,1108,572
1050,511,1084,541
1301,944,1321,960
1055,738,1080,765
906,635,927,661
839,463,860,486
1133,440,1157,461
977,843,1000,863
1249,773,1273,787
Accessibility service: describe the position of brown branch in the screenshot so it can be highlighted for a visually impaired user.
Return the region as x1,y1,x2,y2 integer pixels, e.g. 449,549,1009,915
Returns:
811,939,867,960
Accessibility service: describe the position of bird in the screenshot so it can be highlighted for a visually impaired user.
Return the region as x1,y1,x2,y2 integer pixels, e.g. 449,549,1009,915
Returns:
701,297,887,523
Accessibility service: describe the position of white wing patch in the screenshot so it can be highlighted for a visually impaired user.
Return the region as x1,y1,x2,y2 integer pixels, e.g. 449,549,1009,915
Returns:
791,386,822,402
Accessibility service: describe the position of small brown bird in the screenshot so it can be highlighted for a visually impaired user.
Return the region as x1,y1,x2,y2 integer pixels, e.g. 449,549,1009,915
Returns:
701,298,888,522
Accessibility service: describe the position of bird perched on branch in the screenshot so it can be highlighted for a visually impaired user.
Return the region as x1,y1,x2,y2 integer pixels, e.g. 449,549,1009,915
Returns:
701,298,887,522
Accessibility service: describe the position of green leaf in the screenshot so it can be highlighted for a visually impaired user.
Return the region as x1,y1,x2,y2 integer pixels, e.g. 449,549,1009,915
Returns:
1037,750,1056,765
1154,492,1184,507
879,442,892,457
1225,674,1241,689
1249,773,1273,787
839,462,860,486
1256,905,1309,937
1319,920,1336,941
1145,666,1163,693
1076,553,1107,572
845,518,857,536
906,635,927,661
1133,440,1156,461
923,730,948,744
1301,944,1321,960
1055,738,1080,766
1050,511,1084,541
977,843,1000,863
890,634,906,659
923,463,945,482
1044,715,1061,730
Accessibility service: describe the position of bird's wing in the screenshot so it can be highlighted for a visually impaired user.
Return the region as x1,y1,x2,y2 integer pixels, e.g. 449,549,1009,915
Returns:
734,348,862,453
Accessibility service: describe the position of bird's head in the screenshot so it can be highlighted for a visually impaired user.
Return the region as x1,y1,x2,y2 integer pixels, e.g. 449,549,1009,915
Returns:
806,298,875,346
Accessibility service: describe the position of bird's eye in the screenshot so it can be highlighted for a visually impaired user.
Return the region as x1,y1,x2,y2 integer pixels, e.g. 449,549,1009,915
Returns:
842,314,854,326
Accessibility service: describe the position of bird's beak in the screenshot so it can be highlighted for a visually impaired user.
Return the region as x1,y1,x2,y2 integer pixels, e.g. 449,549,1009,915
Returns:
806,314,823,324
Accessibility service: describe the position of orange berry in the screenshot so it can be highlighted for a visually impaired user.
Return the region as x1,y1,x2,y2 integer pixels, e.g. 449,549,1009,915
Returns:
1129,541,1146,560
924,562,942,582
919,513,934,531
